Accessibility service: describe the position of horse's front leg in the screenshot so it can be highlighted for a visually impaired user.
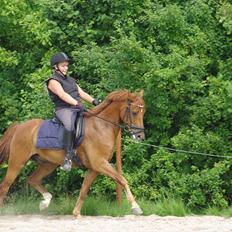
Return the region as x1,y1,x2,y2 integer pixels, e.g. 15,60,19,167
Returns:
73,169,98,218
96,160,143,215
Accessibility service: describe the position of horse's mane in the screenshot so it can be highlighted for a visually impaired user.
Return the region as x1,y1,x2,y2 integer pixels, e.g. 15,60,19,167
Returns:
85,89,137,117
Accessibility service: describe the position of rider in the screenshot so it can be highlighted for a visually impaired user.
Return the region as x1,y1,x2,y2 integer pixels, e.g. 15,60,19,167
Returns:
46,52,99,172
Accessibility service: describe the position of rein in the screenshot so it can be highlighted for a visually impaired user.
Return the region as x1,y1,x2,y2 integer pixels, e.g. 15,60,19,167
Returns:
85,110,124,129
85,100,145,135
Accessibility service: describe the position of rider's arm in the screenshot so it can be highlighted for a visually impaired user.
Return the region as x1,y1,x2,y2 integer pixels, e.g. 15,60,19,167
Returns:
48,79,78,106
77,85,94,104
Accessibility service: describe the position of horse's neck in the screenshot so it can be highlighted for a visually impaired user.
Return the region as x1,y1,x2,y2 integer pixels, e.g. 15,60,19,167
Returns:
85,101,122,140
84,102,122,148
93,101,121,137
98,101,121,124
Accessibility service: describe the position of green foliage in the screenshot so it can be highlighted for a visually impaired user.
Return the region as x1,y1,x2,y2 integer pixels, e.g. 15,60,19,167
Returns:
217,2,232,35
0,0,231,212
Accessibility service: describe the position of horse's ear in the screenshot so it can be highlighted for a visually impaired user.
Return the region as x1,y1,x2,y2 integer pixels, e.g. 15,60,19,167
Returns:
136,89,144,98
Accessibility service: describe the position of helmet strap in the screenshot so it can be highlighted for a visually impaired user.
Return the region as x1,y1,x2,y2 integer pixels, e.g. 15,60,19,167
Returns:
54,65,67,77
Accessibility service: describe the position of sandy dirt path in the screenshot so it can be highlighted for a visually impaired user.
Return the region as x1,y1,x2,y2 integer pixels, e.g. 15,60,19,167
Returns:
0,215,232,232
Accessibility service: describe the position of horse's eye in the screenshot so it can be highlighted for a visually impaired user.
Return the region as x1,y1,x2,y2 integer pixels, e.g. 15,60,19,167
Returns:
132,111,138,116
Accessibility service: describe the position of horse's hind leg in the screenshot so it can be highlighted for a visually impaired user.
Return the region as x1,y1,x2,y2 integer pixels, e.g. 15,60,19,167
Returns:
27,161,58,211
0,151,31,206
73,169,98,218
96,161,143,215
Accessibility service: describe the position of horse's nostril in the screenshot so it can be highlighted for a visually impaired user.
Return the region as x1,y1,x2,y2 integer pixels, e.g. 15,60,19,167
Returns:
140,133,145,141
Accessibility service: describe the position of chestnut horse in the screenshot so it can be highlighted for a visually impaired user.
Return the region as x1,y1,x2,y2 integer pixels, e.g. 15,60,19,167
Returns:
0,89,145,217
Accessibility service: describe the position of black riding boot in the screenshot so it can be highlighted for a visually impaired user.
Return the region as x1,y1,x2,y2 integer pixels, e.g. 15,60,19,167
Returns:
60,129,75,172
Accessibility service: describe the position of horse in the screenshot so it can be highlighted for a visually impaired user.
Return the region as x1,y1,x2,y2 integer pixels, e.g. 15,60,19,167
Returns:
0,89,145,218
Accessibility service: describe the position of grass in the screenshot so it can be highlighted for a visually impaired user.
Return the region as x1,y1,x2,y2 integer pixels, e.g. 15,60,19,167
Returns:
0,195,131,216
203,206,232,217
0,195,232,217
139,197,190,216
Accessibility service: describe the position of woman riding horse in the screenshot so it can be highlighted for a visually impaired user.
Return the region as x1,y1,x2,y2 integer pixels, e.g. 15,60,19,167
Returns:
47,52,99,171
0,88,145,218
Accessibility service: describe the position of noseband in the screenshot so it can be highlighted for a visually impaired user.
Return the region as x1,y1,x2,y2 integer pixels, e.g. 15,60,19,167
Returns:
123,100,145,136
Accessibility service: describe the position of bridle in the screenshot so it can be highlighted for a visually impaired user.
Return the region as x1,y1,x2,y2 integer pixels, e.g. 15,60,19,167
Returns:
123,99,145,137
85,98,145,136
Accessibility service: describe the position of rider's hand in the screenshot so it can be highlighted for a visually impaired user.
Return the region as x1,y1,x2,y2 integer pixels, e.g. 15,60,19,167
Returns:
92,99,100,106
75,102,85,112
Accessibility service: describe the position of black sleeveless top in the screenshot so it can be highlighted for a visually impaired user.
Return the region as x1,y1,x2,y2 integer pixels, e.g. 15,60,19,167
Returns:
46,71,80,109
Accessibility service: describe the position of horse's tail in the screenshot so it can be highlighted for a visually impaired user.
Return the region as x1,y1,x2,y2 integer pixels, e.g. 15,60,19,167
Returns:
0,123,18,164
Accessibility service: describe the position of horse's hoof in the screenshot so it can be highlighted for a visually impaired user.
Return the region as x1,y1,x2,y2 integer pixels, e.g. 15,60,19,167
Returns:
132,207,143,215
73,213,82,219
39,201,49,211
73,210,82,219
75,214,82,219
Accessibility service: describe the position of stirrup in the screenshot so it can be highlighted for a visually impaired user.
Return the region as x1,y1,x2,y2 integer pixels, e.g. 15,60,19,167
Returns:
60,158,72,172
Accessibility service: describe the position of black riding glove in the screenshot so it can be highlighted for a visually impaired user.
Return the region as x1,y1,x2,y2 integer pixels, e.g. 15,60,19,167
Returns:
75,103,85,112
92,99,100,106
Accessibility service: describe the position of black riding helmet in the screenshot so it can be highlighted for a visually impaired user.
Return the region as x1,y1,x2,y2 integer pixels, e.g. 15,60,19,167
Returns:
50,52,70,68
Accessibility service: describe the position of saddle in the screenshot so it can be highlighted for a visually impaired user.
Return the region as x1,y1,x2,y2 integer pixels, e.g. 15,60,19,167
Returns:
36,111,84,150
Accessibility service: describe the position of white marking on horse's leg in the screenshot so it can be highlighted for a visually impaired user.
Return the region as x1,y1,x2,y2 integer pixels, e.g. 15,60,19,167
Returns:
39,192,52,211
131,200,143,215
124,186,143,215
132,201,140,209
